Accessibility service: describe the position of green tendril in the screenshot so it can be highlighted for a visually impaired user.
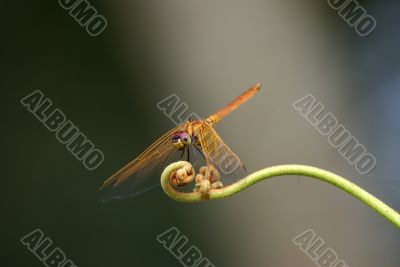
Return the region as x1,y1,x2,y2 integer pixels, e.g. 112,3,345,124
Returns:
161,161,400,228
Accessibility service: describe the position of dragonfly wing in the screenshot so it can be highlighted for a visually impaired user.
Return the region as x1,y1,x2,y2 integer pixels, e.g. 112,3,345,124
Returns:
198,123,247,185
99,126,183,201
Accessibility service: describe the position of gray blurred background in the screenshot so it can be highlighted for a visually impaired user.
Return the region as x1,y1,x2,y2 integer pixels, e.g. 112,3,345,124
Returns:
1,0,399,266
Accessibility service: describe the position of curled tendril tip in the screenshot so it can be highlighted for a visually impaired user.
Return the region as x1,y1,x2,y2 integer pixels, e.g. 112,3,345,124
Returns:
161,161,400,228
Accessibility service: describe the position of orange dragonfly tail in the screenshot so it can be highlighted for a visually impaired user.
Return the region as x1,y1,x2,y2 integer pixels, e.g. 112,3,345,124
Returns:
205,83,261,127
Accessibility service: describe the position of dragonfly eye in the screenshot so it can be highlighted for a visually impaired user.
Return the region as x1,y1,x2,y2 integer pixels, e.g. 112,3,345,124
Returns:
172,132,191,150
181,133,191,145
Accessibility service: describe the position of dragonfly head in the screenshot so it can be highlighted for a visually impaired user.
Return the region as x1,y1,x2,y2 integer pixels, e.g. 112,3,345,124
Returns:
172,131,192,150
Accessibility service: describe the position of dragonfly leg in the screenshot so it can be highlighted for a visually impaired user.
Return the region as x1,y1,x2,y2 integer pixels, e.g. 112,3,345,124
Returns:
191,145,197,161
194,145,205,159
187,145,190,162
180,149,185,159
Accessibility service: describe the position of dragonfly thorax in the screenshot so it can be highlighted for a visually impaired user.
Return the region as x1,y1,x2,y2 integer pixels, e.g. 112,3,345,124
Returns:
171,131,192,150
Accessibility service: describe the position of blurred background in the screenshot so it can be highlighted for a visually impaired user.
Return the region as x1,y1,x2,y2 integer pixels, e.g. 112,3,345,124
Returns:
1,0,399,266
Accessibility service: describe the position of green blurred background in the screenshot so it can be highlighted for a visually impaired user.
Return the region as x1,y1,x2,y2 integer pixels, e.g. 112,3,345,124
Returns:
1,0,399,266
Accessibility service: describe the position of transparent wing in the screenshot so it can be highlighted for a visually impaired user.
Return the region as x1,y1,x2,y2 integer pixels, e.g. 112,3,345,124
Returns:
197,123,247,185
99,126,183,201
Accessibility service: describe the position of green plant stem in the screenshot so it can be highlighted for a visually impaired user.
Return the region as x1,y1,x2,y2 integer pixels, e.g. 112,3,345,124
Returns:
161,161,400,228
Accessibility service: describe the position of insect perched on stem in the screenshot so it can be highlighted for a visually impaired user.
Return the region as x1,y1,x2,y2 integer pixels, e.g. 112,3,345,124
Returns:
100,84,261,201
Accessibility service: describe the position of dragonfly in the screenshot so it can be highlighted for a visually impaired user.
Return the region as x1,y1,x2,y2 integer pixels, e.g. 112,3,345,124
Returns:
100,84,261,201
